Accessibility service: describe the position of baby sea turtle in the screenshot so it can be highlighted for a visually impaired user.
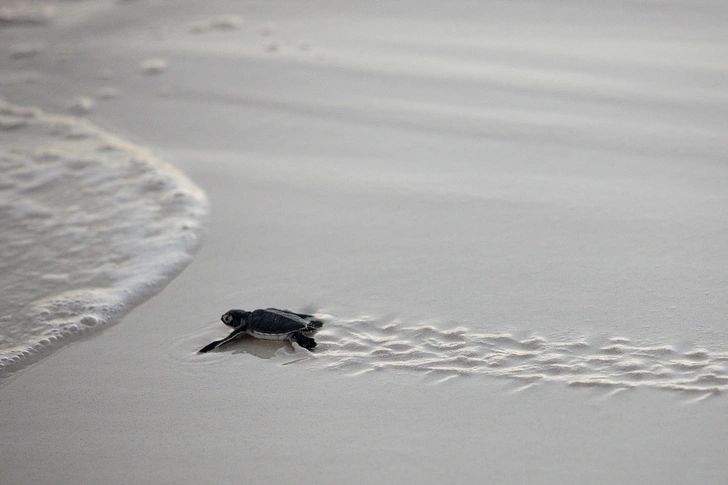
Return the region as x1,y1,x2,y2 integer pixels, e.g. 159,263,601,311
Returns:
198,308,323,353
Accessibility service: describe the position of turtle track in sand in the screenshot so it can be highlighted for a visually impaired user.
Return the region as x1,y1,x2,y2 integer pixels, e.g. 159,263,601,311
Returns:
311,316,728,395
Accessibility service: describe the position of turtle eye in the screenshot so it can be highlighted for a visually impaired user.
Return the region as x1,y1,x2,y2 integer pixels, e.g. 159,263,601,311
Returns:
222,313,233,324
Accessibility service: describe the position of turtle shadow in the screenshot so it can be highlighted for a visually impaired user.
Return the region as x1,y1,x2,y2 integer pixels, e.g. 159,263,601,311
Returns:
224,337,291,359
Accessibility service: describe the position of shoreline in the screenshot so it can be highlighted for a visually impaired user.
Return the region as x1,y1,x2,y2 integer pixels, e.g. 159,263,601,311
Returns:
0,100,207,378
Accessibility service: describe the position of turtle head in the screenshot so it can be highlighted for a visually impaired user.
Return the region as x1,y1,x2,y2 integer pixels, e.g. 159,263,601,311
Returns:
221,309,250,329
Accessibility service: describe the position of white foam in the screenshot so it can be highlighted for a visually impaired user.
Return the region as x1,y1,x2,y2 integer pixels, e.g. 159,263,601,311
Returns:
0,99,207,376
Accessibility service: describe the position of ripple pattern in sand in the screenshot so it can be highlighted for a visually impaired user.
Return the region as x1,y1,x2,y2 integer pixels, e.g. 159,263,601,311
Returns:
313,316,728,394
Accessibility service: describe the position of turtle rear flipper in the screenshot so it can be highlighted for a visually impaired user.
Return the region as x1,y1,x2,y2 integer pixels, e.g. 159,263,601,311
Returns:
199,327,247,353
290,332,316,351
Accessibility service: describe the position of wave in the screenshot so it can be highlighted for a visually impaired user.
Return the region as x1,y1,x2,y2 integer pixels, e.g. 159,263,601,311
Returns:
0,99,208,376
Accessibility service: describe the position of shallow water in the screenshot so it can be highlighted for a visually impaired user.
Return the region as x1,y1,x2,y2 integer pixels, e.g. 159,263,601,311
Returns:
0,99,207,375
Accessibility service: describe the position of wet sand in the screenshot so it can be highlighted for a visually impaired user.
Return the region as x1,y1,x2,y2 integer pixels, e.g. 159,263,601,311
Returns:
2,1,728,483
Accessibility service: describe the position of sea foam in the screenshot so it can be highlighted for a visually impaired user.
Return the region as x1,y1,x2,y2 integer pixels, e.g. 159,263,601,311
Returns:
0,99,207,376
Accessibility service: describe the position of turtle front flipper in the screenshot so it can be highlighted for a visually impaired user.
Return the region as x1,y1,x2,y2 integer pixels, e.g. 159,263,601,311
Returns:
289,331,317,351
198,327,247,353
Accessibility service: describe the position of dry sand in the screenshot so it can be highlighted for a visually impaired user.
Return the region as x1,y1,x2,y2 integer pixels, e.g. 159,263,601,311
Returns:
2,1,728,483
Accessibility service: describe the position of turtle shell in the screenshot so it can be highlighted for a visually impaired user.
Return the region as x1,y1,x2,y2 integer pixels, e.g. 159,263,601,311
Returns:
247,309,308,335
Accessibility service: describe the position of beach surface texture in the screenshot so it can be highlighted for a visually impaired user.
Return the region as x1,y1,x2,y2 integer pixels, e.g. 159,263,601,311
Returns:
1,1,728,483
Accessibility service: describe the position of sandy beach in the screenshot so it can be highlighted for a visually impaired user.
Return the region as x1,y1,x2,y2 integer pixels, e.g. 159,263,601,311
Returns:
2,1,728,483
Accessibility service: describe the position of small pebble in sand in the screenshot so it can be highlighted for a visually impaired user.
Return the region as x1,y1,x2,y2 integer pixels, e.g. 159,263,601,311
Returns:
298,41,311,51
265,41,280,53
139,58,168,75
67,97,94,116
